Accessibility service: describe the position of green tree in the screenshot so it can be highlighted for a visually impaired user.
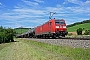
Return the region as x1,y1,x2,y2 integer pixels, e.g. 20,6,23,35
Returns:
0,26,16,43
6,28,16,42
0,32,3,43
0,26,4,43
76,28,84,35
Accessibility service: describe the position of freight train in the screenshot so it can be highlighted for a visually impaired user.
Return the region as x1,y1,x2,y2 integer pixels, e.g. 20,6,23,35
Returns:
16,18,68,38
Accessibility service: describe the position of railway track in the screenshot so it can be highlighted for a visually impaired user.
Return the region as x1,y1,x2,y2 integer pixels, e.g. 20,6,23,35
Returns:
34,36,90,40
24,36,90,48
60,37,90,40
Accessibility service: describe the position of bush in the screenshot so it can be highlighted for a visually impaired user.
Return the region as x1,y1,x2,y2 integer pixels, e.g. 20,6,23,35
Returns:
0,26,16,43
76,28,84,35
84,30,90,35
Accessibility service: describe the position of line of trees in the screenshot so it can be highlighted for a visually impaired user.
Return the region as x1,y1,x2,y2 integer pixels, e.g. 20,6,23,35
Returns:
67,19,90,27
0,26,16,44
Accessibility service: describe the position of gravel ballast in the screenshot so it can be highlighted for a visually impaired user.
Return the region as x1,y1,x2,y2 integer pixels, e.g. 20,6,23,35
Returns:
27,38,90,48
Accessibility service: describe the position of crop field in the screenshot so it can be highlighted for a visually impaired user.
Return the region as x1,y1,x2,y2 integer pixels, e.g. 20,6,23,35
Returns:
68,23,90,32
15,28,30,34
0,38,90,60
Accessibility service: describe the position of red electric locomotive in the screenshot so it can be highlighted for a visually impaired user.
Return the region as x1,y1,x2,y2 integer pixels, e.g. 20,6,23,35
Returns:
35,18,68,38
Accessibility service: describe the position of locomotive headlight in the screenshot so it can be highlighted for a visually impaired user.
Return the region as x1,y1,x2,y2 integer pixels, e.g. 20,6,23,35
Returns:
56,26,59,28
63,26,66,28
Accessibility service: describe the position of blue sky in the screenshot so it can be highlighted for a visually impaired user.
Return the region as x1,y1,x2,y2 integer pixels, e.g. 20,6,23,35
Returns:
0,0,90,28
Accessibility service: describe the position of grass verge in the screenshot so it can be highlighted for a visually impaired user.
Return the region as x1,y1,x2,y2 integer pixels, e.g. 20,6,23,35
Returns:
0,43,11,50
0,38,90,60
19,38,90,60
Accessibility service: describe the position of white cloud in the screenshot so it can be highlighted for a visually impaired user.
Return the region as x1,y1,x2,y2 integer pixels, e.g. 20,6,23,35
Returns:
46,7,63,12
87,14,90,16
0,2,3,7
85,0,90,4
83,0,90,6
63,0,90,7
0,2,2,5
0,0,90,28
22,0,39,7
34,0,44,3
63,0,83,6
63,0,69,4
13,8,45,15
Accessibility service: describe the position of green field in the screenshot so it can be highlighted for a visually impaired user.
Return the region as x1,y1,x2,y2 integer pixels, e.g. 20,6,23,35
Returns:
15,28,30,34
0,38,90,60
67,23,90,32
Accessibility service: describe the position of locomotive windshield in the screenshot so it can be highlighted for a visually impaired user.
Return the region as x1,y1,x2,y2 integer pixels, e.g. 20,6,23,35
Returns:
55,20,65,24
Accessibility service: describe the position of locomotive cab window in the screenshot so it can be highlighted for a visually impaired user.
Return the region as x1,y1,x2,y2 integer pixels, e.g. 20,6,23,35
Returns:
55,20,65,24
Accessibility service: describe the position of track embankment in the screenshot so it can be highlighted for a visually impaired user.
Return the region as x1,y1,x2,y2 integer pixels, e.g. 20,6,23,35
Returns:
26,38,90,48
